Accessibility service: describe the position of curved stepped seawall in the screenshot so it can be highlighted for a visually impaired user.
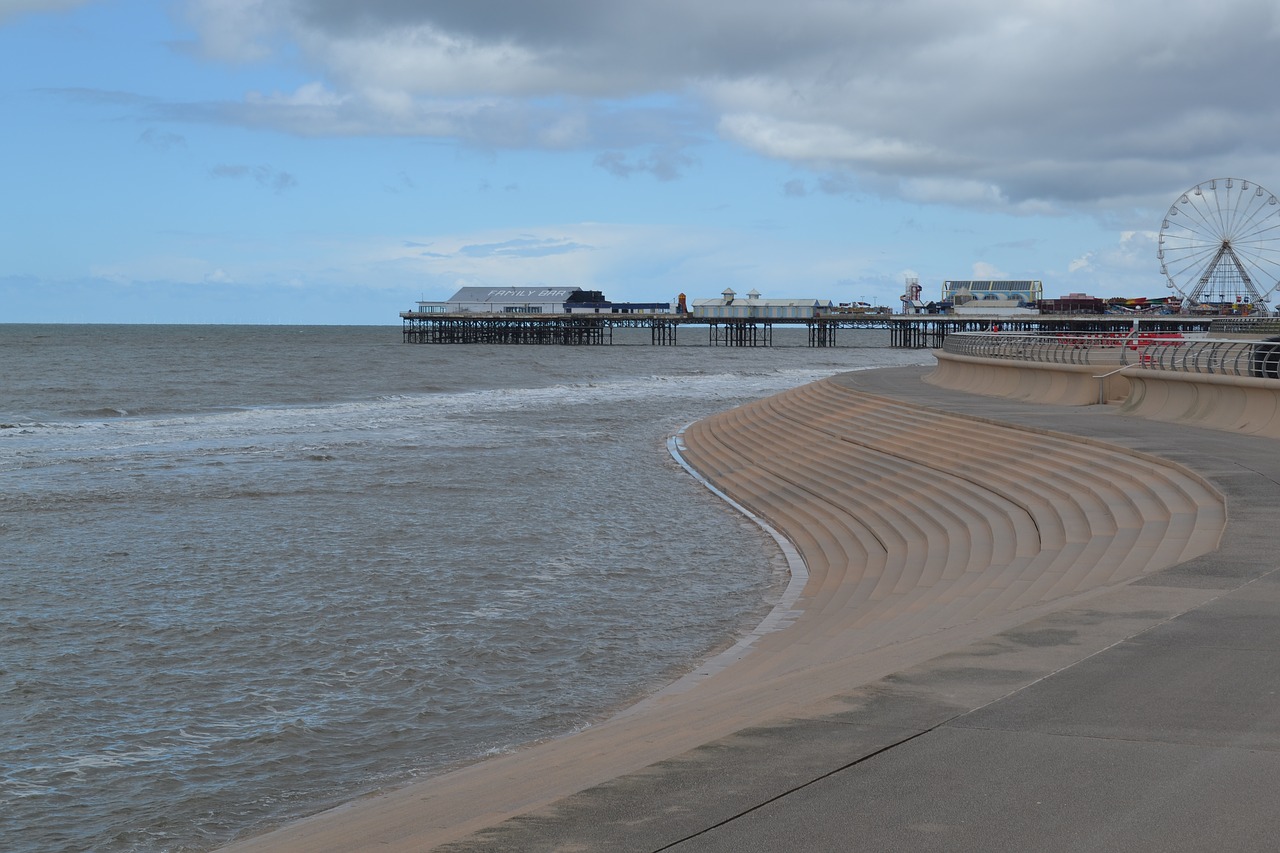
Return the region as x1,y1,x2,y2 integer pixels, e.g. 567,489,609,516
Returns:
676,376,1224,674
221,375,1226,853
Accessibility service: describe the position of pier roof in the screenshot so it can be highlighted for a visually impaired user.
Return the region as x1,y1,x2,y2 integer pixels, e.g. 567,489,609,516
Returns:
446,286,581,302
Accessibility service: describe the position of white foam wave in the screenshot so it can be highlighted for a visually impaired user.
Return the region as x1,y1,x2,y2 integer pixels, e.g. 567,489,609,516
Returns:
0,353,930,477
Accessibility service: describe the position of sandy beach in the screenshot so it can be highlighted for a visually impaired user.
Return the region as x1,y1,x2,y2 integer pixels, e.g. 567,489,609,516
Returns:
220,365,1230,852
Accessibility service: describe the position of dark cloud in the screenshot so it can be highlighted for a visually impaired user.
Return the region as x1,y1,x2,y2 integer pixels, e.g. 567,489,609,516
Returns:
179,0,1280,212
287,0,936,85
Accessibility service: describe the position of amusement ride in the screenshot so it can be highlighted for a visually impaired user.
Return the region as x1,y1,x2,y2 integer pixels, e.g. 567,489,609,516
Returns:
1158,177,1280,315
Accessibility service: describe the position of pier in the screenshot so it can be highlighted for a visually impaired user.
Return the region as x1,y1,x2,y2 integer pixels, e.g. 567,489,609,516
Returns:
400,311,1215,348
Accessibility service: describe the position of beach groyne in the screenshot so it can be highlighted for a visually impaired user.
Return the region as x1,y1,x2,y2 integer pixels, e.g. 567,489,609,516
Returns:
220,376,1225,852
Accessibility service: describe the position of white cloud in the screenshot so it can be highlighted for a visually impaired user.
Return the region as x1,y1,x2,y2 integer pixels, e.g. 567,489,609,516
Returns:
971,261,1008,280
718,113,937,167
312,25,558,97
355,220,886,303
1060,230,1170,296
89,255,229,285
246,81,346,108
900,178,1007,209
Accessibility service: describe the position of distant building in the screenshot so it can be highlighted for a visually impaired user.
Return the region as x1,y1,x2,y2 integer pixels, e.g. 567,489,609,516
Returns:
691,288,833,319
943,280,1042,315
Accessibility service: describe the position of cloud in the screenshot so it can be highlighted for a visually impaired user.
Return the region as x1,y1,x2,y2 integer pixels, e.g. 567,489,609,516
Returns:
41,86,152,106
0,0,93,24
971,261,1008,280
457,236,592,259
172,0,1280,213
182,0,282,62
594,146,695,181
138,128,187,150
209,163,298,192
375,220,907,305
383,170,415,193
1062,230,1168,296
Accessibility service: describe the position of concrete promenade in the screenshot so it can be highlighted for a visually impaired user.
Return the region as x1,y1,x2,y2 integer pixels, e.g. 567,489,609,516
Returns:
442,366,1279,852
225,365,1280,852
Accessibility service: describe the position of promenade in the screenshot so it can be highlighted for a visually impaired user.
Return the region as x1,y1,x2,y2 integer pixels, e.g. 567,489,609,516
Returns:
224,364,1280,852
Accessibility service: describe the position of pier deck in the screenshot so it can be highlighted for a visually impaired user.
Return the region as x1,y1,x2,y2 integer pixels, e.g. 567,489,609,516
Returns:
399,311,1213,348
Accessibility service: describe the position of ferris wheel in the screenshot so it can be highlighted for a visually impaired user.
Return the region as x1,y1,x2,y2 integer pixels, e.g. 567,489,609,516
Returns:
1157,177,1280,314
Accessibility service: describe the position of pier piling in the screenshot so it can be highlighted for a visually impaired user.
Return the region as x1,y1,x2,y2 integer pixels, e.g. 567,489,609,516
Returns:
401,312,1213,348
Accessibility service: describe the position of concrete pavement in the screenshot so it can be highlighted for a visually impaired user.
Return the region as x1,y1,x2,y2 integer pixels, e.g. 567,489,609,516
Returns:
436,366,1280,852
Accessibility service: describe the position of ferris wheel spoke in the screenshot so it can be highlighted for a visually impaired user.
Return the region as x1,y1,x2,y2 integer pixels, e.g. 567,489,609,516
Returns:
1237,250,1280,286
1175,201,1222,240
1163,241,1218,260
1212,187,1231,233
1234,217,1280,247
1228,188,1259,235
1234,237,1280,261
1162,241,1219,268
1163,249,1219,282
1229,202,1278,243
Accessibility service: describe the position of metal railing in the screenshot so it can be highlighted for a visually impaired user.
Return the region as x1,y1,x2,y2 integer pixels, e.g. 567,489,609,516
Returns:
943,332,1280,379
1208,317,1280,337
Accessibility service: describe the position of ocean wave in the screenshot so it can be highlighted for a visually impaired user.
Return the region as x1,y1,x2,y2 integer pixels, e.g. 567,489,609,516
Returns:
1,333,934,853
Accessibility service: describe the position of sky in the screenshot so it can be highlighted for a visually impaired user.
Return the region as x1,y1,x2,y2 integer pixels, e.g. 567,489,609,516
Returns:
3,0,1280,324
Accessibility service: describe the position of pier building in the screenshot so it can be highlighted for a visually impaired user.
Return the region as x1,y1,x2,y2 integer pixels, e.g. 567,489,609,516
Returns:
439,286,583,314
943,280,1043,313
563,290,672,314
691,288,833,319
415,287,674,316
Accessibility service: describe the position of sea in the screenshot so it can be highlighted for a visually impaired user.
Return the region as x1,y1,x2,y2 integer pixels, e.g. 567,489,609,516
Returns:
0,323,933,853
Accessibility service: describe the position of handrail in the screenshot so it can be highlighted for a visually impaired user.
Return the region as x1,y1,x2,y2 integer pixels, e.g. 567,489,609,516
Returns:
1093,362,1142,378
1092,362,1142,405
943,332,1280,380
